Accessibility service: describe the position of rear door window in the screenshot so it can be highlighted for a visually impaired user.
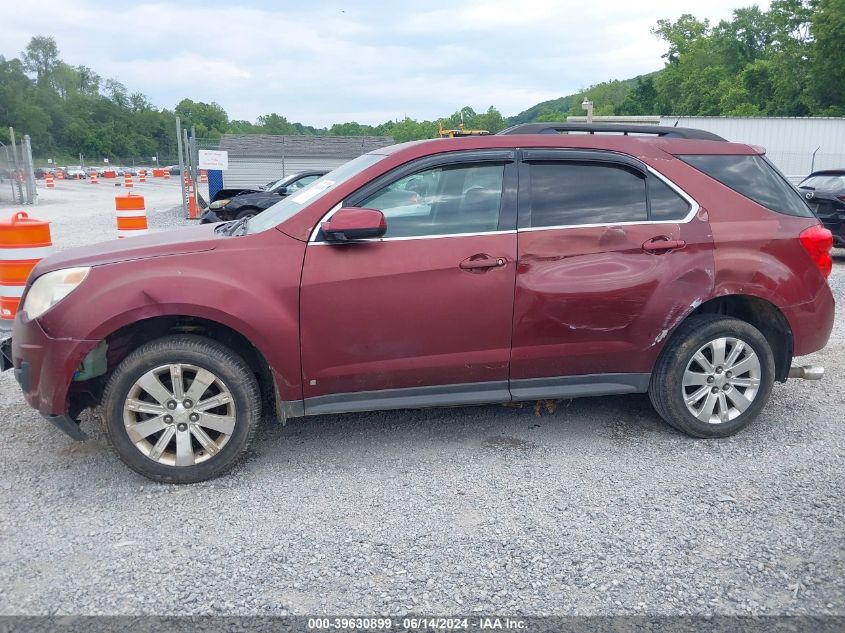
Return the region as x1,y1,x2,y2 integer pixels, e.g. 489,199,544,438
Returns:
649,177,691,220
527,162,647,227
680,154,813,217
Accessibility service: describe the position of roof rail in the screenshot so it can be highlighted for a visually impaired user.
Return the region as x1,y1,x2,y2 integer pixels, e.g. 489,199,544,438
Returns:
497,122,727,141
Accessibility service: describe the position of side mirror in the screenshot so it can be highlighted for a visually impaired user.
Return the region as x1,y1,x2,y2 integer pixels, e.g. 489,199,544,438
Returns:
321,207,386,242
276,186,289,195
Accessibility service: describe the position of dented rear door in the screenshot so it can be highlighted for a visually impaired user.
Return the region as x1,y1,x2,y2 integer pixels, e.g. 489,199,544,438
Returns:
509,150,714,387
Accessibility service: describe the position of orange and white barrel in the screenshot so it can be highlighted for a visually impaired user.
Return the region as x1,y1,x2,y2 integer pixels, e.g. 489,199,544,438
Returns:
138,170,146,183
115,194,147,238
45,173,55,188
90,172,99,184
124,172,133,188
199,170,208,183
0,212,53,321
187,182,198,219
163,170,170,180
56,170,65,180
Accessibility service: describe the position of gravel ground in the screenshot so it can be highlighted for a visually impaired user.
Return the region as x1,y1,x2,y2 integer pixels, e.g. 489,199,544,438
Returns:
0,186,843,616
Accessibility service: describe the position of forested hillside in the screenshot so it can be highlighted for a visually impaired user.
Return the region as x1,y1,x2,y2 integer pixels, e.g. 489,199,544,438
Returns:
0,0,841,162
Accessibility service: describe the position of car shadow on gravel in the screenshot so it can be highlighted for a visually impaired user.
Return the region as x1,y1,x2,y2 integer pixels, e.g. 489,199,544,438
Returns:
249,393,675,464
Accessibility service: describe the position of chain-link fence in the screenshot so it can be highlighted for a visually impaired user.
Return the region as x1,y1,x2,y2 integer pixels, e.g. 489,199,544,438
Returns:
0,131,37,205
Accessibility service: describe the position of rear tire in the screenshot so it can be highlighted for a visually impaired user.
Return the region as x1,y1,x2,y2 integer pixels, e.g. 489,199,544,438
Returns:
102,335,261,483
649,315,775,438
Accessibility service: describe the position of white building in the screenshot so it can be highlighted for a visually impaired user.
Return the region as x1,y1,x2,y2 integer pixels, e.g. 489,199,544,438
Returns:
567,116,845,182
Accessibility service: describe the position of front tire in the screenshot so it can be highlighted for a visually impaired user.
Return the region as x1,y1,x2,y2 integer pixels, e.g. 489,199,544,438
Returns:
649,315,775,438
235,208,259,221
102,335,261,483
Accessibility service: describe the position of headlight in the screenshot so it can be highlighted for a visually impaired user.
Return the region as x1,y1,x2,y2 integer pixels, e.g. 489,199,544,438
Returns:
23,267,90,319
209,199,231,209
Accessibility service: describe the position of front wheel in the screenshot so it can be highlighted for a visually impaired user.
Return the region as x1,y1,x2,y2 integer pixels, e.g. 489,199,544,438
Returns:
649,315,775,438
102,335,261,483
235,208,259,221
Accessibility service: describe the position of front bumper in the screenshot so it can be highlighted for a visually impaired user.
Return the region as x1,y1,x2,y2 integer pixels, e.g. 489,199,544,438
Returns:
2,334,91,440
7,315,99,427
200,209,222,224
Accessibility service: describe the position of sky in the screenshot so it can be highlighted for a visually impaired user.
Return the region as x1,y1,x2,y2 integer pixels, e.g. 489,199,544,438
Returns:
0,0,770,127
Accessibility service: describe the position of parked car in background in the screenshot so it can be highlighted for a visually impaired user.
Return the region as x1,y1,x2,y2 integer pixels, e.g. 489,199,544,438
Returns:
798,169,845,247
209,171,329,204
65,166,87,179
1,123,834,483
202,170,328,223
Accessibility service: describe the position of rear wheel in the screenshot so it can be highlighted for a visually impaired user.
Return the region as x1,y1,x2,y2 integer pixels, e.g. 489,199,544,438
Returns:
649,315,775,438
102,335,261,483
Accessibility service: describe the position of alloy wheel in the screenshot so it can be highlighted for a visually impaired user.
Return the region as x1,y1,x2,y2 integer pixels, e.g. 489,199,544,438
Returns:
122,364,237,466
682,337,761,424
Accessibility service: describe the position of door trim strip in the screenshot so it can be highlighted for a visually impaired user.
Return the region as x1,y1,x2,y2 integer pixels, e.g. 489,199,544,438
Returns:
304,381,511,415
509,373,650,400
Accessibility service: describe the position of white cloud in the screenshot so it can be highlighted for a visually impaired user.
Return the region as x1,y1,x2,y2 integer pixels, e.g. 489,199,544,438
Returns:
0,0,770,126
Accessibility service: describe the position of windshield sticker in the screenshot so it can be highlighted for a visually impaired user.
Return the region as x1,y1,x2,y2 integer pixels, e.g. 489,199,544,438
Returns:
291,180,335,204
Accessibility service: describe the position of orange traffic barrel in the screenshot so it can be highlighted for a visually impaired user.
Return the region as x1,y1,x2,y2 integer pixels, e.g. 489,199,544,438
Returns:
0,212,53,321
199,170,208,183
187,182,198,219
45,172,55,188
90,172,99,184
139,170,146,183
163,170,170,180
115,193,148,238
124,172,133,188
56,170,65,180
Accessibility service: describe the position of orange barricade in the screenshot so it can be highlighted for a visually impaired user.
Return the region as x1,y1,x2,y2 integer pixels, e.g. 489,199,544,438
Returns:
124,173,133,188
90,172,99,184
0,212,53,321
139,170,146,183
45,173,54,188
115,194,148,238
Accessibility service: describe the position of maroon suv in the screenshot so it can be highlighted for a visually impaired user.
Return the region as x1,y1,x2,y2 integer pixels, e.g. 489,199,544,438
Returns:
1,123,835,483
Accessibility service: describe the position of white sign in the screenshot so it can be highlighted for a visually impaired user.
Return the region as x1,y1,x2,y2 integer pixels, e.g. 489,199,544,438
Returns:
198,149,229,170
103,158,109,163
47,158,53,164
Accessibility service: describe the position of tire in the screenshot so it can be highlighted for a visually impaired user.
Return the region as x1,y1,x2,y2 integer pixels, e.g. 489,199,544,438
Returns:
649,315,775,438
102,335,261,483
235,208,259,221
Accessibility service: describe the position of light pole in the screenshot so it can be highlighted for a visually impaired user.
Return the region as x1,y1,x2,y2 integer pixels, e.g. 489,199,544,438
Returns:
581,98,594,123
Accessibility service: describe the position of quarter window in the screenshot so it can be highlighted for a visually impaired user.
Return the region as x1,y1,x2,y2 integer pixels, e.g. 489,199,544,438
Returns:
359,163,505,238
680,154,813,218
528,162,647,227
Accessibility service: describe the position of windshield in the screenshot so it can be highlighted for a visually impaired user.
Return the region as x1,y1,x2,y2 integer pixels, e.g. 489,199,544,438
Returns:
265,173,300,193
247,153,387,233
800,173,845,191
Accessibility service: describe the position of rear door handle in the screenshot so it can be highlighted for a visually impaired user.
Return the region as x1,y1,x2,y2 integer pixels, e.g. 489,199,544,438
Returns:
642,237,686,252
460,254,507,271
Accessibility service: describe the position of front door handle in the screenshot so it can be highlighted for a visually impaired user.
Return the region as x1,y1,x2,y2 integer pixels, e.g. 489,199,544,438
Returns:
460,254,507,271
642,237,686,252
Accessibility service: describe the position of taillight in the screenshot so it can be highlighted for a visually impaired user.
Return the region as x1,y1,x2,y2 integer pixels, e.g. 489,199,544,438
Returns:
799,225,833,278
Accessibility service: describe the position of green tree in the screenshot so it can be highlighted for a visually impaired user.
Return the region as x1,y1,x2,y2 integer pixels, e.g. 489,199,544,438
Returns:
809,0,845,113
21,35,59,85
